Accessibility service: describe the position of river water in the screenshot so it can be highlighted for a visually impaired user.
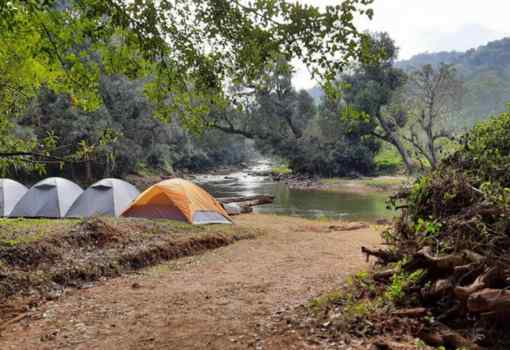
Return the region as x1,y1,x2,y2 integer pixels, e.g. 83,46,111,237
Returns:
195,161,395,222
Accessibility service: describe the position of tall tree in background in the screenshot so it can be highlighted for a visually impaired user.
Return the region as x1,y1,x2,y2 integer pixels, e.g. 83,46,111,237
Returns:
341,33,415,173
402,64,464,169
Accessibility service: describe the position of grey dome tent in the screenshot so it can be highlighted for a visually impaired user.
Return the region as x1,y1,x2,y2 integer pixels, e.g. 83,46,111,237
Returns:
0,179,28,217
10,177,83,218
66,178,140,218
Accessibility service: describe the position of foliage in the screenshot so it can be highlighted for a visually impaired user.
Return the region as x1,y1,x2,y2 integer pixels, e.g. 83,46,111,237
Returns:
0,0,375,172
211,61,381,177
339,32,416,174
271,166,292,175
369,109,510,348
11,76,254,180
396,108,510,239
384,267,425,304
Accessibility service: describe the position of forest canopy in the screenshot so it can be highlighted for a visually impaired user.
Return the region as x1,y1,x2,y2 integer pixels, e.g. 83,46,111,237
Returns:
0,0,375,174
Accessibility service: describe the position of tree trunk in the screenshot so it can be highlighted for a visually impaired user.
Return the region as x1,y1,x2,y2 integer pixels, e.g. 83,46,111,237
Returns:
391,135,416,174
374,113,416,174
86,157,93,182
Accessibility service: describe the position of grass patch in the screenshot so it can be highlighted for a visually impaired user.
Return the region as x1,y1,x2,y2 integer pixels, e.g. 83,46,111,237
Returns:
308,289,344,313
320,177,343,185
363,177,407,190
298,269,429,346
0,218,79,246
374,146,403,175
271,166,292,175
319,176,409,193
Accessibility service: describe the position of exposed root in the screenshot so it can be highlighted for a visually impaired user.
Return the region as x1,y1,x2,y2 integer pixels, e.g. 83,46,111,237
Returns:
361,246,402,264
418,323,482,350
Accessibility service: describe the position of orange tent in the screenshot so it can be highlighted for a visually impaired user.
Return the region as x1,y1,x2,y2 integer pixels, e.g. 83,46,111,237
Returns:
121,178,231,224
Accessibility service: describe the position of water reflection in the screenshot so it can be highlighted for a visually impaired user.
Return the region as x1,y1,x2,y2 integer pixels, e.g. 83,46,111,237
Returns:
195,163,395,222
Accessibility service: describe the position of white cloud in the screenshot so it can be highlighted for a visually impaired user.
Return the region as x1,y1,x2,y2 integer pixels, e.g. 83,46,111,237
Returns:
292,0,510,89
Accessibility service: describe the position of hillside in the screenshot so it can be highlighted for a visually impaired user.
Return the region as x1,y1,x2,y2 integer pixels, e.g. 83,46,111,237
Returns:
309,37,510,128
399,37,510,127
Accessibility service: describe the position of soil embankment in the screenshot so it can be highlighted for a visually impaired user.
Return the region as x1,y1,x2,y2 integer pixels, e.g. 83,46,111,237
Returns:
0,214,382,349
0,217,259,321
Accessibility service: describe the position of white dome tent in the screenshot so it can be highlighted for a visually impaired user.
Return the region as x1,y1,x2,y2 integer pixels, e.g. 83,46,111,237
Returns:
0,179,28,217
10,177,83,218
66,178,140,218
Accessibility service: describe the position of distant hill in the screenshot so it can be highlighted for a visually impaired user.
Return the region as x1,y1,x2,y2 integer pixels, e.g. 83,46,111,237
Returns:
309,37,510,128
397,38,510,74
396,51,464,71
399,38,510,127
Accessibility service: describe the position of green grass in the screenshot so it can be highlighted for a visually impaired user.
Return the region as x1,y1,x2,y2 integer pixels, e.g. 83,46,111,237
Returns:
319,176,408,192
308,289,344,313
363,177,408,189
0,217,261,247
271,165,292,175
0,218,79,246
374,146,403,175
138,218,259,239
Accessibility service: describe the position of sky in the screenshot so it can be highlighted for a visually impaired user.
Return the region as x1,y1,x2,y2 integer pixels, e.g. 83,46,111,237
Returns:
293,0,510,89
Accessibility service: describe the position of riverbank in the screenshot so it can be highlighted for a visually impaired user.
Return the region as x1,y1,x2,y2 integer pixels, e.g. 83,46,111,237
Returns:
0,214,383,349
126,161,410,196
273,174,412,194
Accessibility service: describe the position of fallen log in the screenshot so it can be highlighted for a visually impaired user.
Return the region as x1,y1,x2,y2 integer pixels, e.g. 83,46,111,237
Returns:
408,247,484,273
418,324,481,350
221,195,274,215
421,279,453,300
328,223,369,231
220,195,274,204
454,267,504,301
373,269,397,281
361,247,402,264
236,198,274,207
467,288,510,314
223,202,254,215
239,205,253,214
392,307,428,318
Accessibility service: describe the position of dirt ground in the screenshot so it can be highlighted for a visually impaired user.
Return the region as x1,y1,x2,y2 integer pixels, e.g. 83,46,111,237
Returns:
0,214,382,350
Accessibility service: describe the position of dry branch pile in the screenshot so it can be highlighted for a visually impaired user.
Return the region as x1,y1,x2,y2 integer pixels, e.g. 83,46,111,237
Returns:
366,111,510,349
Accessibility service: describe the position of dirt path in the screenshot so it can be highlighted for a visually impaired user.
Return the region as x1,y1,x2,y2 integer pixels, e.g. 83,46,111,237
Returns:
0,214,382,350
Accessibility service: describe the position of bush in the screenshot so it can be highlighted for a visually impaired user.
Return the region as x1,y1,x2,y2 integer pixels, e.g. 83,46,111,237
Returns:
378,109,510,348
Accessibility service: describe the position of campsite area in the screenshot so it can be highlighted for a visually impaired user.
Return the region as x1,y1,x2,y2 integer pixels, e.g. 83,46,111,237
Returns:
0,214,382,350
5,1,510,349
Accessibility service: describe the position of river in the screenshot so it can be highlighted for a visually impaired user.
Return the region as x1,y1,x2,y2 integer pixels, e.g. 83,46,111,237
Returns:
195,161,395,222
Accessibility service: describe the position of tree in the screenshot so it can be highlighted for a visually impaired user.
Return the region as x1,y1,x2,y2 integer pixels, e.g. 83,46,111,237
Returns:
15,74,257,180
210,62,380,177
341,33,416,173
210,62,316,143
0,0,375,172
402,64,464,169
